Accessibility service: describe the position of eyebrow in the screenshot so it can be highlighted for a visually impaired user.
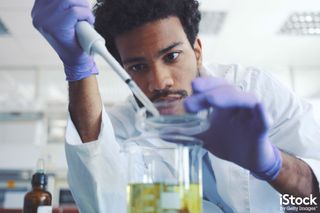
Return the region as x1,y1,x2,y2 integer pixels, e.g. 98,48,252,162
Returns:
157,42,183,57
122,56,145,65
122,42,183,65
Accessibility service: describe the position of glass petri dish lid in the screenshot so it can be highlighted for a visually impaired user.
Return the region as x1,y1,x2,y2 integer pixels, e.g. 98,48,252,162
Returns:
135,99,212,135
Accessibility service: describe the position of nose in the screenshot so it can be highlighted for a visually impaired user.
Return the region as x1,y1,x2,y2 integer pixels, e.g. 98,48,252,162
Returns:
148,67,174,92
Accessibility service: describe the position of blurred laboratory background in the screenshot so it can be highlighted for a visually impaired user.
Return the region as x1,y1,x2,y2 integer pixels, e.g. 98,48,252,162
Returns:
0,0,320,211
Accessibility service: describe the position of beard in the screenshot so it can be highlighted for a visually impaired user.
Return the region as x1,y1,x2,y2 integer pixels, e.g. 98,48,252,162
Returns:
150,89,188,102
133,88,188,109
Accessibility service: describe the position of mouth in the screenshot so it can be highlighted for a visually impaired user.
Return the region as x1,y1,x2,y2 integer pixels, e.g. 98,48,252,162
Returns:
153,98,186,116
153,96,183,104
149,89,188,115
150,89,188,103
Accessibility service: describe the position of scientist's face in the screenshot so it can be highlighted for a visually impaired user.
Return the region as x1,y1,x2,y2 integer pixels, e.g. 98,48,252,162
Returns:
115,16,202,104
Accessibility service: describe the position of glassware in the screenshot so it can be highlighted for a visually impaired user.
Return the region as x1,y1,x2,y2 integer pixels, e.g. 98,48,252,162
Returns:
135,100,211,135
23,159,52,213
123,134,203,213
123,100,211,213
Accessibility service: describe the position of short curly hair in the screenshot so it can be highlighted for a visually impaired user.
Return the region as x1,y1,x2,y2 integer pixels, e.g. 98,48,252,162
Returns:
93,0,201,63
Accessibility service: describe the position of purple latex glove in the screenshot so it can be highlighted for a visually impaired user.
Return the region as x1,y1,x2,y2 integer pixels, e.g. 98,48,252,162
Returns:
31,0,98,81
184,77,282,181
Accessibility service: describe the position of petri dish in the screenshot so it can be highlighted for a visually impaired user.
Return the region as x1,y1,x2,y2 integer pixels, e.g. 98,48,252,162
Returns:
135,99,212,135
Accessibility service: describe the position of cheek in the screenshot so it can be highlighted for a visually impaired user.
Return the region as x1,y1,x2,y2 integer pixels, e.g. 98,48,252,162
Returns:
173,66,197,94
131,75,150,94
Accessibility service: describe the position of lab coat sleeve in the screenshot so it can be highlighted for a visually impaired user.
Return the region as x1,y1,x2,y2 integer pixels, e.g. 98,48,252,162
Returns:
243,67,320,191
65,108,127,213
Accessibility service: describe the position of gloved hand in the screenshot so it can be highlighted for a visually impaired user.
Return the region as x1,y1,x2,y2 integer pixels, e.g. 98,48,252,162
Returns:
184,77,282,181
31,0,98,81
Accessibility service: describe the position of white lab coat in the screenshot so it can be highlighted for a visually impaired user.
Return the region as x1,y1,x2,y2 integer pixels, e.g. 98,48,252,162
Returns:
65,64,320,213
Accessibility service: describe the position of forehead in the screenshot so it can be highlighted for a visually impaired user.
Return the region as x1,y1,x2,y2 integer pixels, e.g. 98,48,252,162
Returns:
114,16,189,58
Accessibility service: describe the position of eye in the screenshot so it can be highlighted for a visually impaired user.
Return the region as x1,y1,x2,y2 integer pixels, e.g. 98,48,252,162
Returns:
129,64,148,73
164,52,181,63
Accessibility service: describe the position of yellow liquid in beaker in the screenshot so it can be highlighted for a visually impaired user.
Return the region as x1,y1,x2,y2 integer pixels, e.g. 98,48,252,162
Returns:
127,183,202,213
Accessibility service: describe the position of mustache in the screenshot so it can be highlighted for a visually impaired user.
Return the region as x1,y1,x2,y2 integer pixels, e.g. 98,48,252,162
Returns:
150,89,188,102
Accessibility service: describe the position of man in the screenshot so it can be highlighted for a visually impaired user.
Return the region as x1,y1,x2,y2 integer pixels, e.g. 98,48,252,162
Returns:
31,0,320,212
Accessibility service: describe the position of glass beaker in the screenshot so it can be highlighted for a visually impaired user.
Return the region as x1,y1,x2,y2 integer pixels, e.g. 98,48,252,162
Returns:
135,99,211,136
123,100,210,213
123,133,203,213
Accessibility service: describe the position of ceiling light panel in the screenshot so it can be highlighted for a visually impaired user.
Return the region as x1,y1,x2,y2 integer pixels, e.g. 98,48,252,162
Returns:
280,12,320,35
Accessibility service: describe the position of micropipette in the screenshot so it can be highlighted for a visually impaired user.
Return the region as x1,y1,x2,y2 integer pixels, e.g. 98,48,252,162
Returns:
76,21,159,116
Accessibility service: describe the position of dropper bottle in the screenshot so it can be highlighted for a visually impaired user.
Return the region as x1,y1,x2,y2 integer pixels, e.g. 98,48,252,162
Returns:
23,159,52,213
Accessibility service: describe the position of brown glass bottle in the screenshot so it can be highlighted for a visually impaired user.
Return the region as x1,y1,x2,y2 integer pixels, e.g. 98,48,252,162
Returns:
23,172,52,213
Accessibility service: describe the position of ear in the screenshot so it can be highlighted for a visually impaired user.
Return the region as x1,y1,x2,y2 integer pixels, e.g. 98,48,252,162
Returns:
193,37,203,68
